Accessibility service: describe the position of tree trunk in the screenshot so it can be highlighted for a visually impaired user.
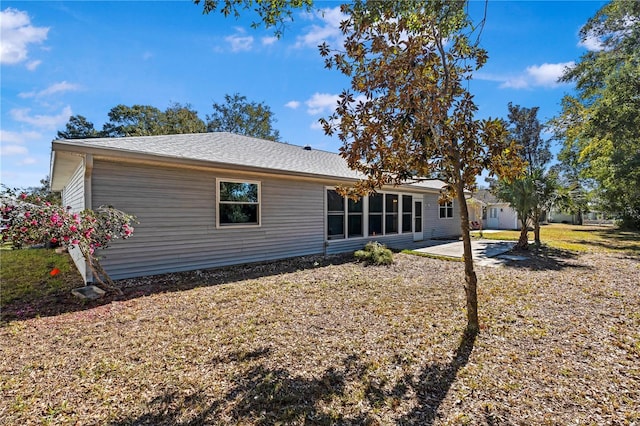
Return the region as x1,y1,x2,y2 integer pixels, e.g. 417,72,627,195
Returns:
533,209,541,248
456,186,479,333
80,247,122,295
516,220,529,250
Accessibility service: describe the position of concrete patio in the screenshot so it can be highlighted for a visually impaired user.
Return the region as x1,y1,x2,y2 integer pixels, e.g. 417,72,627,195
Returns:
390,238,525,267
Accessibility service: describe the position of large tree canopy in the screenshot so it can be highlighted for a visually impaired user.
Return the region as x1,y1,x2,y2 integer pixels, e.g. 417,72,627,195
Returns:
102,104,168,137
319,1,523,332
553,0,640,229
57,103,207,139
57,115,102,139
207,93,281,141
194,0,312,37
163,102,207,134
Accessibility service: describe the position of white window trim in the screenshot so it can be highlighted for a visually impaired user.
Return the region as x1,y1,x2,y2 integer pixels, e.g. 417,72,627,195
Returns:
216,178,262,228
439,200,454,219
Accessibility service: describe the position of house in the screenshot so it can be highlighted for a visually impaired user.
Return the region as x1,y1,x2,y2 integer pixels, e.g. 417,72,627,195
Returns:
472,189,521,230
50,132,461,283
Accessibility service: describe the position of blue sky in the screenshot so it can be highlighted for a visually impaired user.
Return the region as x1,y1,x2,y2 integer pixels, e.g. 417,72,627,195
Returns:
1,1,606,189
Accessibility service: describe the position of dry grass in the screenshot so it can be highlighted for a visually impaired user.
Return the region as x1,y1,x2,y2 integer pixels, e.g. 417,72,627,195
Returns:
1,228,639,425
472,223,640,254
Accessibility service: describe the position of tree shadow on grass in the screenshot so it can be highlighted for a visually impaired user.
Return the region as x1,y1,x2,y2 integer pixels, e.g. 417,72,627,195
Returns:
500,246,592,271
563,227,640,254
398,328,478,425
109,330,478,425
1,253,354,323
575,239,640,255
109,349,376,426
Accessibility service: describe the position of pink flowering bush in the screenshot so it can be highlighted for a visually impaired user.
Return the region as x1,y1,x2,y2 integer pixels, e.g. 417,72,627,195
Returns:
1,190,136,293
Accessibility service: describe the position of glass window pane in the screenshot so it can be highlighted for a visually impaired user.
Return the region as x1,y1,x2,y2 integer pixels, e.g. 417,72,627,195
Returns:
327,190,344,212
348,214,363,238
220,182,258,202
327,215,344,239
385,214,398,234
369,215,382,236
385,194,398,213
369,193,383,212
415,216,422,232
348,197,363,213
219,204,258,225
402,195,412,212
402,213,412,232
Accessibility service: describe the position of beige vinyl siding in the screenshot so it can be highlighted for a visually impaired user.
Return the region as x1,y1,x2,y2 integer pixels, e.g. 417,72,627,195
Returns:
423,193,461,239
60,162,89,282
90,160,325,280
326,233,416,254
61,162,85,211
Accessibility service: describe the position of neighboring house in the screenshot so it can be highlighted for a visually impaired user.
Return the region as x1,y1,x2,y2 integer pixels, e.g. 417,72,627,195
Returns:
547,208,580,224
472,189,520,230
50,132,461,282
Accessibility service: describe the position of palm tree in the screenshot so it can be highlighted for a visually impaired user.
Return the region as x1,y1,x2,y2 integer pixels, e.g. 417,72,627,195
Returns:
496,176,536,250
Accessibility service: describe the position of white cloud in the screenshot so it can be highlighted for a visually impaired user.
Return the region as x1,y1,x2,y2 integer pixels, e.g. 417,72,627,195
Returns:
142,51,153,60
305,92,340,115
225,28,254,52
310,120,324,130
578,33,604,51
0,144,28,156
285,100,300,109
18,157,38,165
0,8,49,65
0,129,42,144
26,59,42,70
304,92,368,115
478,61,575,89
499,76,530,90
295,6,346,49
261,36,278,46
579,16,638,52
525,62,574,87
10,105,73,130
19,81,81,99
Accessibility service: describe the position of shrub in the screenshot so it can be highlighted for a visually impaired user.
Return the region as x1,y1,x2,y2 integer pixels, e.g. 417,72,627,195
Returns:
1,188,136,293
354,241,394,265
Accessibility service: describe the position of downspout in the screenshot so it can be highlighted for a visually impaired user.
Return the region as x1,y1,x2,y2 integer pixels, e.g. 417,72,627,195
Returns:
84,154,93,210
83,154,94,283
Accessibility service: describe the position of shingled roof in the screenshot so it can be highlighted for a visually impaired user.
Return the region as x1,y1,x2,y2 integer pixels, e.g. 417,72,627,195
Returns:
51,132,445,192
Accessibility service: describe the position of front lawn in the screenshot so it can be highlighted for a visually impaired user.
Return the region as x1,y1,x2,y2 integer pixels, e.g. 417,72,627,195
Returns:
0,246,78,307
1,228,639,424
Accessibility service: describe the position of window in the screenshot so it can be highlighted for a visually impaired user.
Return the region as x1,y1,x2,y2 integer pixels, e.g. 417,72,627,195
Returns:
368,193,383,236
439,201,453,219
385,194,398,234
326,189,420,240
218,180,260,226
348,198,363,238
327,189,345,240
490,207,498,219
402,195,412,233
